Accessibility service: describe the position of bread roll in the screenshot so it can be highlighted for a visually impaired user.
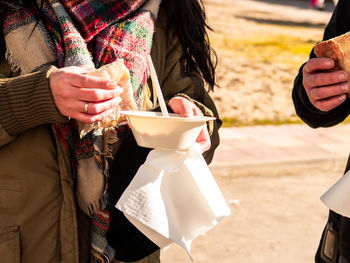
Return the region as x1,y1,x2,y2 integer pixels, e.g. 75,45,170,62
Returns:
314,32,350,73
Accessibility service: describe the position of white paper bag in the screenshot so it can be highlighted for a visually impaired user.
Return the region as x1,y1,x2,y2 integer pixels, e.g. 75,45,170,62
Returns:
321,170,350,218
116,144,231,257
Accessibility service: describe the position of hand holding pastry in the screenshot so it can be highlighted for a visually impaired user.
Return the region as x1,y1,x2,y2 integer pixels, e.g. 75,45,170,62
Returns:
302,57,349,112
49,66,123,123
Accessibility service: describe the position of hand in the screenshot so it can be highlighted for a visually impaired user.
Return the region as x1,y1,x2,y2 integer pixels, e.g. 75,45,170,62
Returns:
49,66,122,123
168,96,211,153
303,57,349,111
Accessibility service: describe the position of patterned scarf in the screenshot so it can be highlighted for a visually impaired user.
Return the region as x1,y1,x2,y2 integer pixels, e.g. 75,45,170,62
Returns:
3,0,161,261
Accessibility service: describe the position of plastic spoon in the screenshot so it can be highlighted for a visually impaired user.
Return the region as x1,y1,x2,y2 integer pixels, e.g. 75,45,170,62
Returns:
146,55,169,117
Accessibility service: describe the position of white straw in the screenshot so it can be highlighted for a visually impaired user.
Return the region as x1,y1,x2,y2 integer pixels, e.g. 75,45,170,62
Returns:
146,55,169,117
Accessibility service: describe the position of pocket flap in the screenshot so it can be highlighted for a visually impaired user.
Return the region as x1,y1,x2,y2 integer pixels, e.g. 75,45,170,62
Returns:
0,226,20,263
0,179,22,192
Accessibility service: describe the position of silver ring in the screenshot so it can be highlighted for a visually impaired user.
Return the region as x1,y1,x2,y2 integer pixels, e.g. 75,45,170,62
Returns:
84,103,89,113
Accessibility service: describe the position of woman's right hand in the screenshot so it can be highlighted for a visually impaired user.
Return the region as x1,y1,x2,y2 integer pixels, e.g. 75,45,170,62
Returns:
303,57,349,112
49,66,122,123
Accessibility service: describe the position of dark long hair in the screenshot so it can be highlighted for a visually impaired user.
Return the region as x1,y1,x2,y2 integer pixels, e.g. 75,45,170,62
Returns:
0,0,217,90
161,0,217,91
0,1,20,61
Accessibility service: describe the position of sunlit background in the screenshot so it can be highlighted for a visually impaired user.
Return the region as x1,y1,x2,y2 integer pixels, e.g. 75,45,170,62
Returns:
160,1,344,263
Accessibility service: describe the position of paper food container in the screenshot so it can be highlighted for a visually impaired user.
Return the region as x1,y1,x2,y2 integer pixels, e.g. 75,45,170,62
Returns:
120,111,215,150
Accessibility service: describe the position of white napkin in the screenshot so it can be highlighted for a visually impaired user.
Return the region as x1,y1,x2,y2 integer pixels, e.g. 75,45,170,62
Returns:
321,170,350,218
116,144,231,257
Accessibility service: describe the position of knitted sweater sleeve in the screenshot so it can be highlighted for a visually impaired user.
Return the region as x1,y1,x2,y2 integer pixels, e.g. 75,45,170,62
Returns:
292,0,350,128
0,61,67,142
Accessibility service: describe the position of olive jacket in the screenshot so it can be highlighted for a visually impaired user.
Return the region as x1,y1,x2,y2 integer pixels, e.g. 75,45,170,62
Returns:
0,7,221,263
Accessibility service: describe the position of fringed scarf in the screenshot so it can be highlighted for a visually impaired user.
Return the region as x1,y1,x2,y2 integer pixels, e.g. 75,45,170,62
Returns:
3,0,161,261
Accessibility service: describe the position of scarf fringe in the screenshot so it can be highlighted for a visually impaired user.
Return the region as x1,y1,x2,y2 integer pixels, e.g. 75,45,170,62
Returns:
103,127,119,159
5,48,20,72
77,195,104,218
103,127,120,174
78,122,98,139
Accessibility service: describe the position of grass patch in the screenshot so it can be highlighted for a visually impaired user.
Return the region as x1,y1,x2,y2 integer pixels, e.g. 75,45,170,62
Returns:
221,115,350,127
341,116,350,125
209,28,336,127
221,117,304,127
211,33,316,68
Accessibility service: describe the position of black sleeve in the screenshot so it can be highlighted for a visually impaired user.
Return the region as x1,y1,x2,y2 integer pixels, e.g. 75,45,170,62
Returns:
292,0,350,128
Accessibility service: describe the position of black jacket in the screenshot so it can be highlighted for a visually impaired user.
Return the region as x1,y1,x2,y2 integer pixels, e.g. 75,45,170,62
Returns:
292,0,350,261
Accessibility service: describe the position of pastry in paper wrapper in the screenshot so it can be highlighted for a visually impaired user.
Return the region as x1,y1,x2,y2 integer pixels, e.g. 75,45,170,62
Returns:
79,59,138,137
116,144,231,258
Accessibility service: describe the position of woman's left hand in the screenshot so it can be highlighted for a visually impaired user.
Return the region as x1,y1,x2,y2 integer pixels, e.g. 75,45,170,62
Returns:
168,96,211,153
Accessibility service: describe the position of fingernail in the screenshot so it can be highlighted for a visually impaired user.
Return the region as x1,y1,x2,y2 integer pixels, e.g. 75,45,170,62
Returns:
342,84,349,91
339,94,346,101
339,73,346,81
325,60,333,67
108,81,117,89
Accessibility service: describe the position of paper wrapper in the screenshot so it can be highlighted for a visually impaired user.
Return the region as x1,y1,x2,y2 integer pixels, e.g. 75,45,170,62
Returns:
79,59,138,138
321,170,350,218
116,144,231,258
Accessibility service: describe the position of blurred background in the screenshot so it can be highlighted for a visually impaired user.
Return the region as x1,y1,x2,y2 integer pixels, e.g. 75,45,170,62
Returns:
159,1,350,262
207,0,335,127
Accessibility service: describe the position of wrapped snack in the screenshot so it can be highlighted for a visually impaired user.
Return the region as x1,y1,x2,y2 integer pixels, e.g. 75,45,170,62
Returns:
79,59,138,137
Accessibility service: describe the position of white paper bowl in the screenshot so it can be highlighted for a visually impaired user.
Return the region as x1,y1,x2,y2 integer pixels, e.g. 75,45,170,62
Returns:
120,111,215,150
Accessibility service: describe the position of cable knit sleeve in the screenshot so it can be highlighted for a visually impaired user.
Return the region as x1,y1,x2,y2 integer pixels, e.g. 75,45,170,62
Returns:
0,63,68,137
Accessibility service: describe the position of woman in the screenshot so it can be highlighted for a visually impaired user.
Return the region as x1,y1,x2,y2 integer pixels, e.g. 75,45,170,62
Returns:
0,0,220,262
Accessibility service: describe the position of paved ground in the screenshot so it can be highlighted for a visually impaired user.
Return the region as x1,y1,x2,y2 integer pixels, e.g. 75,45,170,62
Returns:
209,0,335,27
210,124,350,173
162,124,350,263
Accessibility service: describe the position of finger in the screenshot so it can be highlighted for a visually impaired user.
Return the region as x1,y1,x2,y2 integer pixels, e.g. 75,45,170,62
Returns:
309,83,350,101
180,103,196,117
168,97,205,118
192,105,204,117
196,127,211,153
314,94,347,112
169,98,193,117
71,108,115,123
79,67,95,74
69,74,119,90
75,86,123,102
80,97,122,114
65,66,94,75
303,58,335,73
304,70,348,90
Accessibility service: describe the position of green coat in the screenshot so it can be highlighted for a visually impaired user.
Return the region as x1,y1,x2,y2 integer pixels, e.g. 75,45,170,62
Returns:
0,8,220,263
